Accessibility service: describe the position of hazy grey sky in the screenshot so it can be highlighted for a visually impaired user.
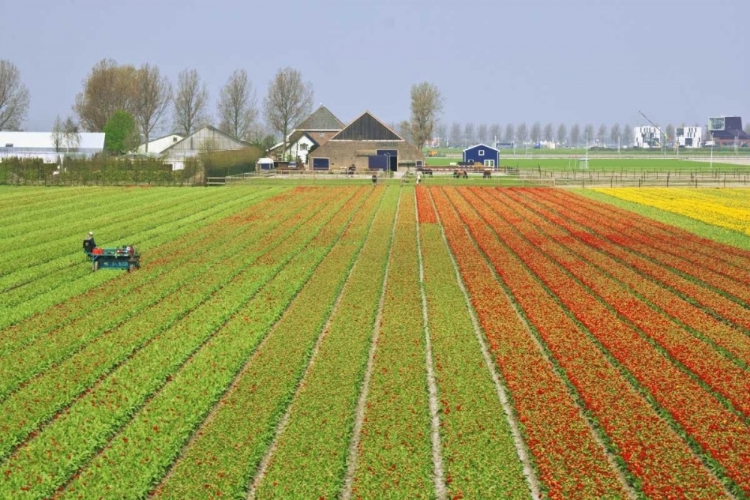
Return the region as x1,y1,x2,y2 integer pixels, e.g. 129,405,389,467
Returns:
2,0,748,132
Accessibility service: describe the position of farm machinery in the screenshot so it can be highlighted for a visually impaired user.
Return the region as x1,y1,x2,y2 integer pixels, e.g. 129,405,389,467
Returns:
84,244,140,272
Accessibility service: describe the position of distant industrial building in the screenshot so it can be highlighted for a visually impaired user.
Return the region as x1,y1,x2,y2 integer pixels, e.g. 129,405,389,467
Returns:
708,116,750,147
675,127,703,148
0,131,105,162
633,126,661,148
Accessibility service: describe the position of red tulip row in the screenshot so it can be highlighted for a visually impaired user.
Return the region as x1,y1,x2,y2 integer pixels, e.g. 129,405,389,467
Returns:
136,187,382,500
0,188,354,499
416,185,437,223
252,187,399,499
350,188,436,498
500,188,750,409
418,198,530,499
458,187,746,496
543,189,750,305
431,187,628,499
524,189,750,356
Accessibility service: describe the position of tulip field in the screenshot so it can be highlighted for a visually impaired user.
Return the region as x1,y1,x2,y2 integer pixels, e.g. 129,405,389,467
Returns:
1,184,749,499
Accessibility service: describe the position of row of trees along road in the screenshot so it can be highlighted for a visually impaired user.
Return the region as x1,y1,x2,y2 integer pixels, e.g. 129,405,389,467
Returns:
434,121,730,149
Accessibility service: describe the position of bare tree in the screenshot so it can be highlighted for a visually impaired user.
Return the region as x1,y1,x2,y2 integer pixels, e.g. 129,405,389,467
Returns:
570,124,581,147
583,124,594,146
621,124,633,147
597,124,607,146
173,68,210,136
504,123,515,145
0,60,31,130
218,69,258,141
409,82,443,151
530,121,541,143
489,123,501,144
51,115,64,152
264,67,314,161
463,123,475,147
63,116,81,152
517,123,528,145
449,122,462,147
543,122,554,143
610,123,621,147
74,59,137,131
477,123,488,144
435,122,448,147
397,119,414,144
134,63,172,152
556,123,567,146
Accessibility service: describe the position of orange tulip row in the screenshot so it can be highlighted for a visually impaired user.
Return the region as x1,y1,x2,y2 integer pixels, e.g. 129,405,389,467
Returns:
432,187,628,499
460,186,748,497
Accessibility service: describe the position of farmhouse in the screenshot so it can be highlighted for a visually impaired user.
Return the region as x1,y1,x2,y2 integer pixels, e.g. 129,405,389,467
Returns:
268,105,344,163
0,131,105,162
463,143,500,168
308,111,423,172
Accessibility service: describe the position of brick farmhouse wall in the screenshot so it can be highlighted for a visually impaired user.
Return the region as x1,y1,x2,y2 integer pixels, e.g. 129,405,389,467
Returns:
309,140,424,171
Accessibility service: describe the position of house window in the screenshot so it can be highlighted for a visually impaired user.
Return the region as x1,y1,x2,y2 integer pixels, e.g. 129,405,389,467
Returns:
300,144,308,150
5,144,13,148
478,150,485,156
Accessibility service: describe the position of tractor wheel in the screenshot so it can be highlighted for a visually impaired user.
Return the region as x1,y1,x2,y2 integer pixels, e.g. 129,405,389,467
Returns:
128,263,135,272
92,260,99,272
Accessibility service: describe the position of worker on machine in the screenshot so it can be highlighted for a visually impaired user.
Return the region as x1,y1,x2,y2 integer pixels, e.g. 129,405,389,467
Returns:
83,231,97,253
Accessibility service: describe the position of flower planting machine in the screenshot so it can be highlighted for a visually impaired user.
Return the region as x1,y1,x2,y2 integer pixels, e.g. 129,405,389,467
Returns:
85,245,141,272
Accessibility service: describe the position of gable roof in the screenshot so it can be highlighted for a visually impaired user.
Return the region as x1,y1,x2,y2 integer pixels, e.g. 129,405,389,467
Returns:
295,105,344,131
161,125,251,153
464,143,499,153
331,111,403,142
268,131,320,154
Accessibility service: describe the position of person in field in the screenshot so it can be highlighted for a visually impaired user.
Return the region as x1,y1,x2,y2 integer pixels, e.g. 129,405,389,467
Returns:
83,231,96,253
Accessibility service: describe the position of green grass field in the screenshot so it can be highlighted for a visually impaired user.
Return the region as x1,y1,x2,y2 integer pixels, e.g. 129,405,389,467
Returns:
424,156,749,172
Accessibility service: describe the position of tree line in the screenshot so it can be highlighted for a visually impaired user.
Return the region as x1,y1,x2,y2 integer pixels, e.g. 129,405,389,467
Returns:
0,58,319,156
430,122,634,149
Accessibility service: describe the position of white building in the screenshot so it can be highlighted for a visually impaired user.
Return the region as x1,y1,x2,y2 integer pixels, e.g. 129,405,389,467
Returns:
676,126,703,148
160,126,252,170
0,131,105,162
633,126,661,148
137,134,183,155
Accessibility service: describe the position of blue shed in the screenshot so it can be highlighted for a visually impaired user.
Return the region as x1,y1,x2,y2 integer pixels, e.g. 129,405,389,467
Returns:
463,144,500,169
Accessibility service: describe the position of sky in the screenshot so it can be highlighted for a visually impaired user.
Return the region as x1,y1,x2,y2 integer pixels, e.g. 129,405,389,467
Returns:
1,0,748,134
